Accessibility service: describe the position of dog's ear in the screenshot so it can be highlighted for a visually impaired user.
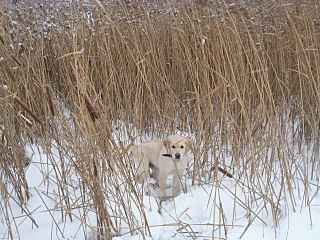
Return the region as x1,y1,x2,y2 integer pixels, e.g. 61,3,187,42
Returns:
186,137,193,151
163,138,170,150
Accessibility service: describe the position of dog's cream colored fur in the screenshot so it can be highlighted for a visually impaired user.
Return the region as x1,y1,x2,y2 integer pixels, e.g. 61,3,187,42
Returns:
129,135,192,199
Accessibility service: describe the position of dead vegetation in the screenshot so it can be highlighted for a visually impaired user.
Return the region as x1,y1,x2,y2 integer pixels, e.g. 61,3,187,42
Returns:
1,0,320,239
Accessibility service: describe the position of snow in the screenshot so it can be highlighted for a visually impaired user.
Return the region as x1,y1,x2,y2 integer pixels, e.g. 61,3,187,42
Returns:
1,123,320,240
2,151,320,240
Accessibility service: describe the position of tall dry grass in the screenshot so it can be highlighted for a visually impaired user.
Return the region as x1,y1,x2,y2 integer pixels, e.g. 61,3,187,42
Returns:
1,0,320,239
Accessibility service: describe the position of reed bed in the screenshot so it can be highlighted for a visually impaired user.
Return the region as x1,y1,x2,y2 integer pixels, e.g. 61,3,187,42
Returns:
1,0,320,239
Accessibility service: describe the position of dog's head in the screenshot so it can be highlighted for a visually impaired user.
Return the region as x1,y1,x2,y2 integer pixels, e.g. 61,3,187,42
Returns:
163,135,192,160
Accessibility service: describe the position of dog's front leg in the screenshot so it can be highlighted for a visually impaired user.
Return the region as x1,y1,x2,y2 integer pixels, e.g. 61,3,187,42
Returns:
172,172,183,197
159,170,169,200
172,162,187,197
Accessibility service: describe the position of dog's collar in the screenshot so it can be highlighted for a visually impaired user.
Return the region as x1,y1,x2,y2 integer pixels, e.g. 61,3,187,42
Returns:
162,154,172,158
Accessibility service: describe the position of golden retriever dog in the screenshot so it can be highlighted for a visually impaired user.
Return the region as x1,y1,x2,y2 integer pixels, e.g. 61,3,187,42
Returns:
129,135,192,200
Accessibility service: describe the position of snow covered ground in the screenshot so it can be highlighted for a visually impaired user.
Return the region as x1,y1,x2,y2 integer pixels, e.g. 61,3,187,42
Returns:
1,135,320,240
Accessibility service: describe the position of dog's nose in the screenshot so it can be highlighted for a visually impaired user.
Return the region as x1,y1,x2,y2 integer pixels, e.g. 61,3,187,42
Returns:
175,153,180,159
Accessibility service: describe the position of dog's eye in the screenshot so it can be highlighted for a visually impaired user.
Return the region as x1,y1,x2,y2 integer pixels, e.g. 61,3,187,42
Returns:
180,146,184,149
172,145,175,149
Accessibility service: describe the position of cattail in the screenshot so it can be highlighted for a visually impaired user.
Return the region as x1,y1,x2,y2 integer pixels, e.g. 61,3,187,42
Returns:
211,166,233,178
10,54,22,67
13,95,43,128
84,94,100,122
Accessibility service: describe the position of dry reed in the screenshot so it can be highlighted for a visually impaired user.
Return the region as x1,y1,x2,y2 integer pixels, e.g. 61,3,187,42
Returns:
0,0,320,239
